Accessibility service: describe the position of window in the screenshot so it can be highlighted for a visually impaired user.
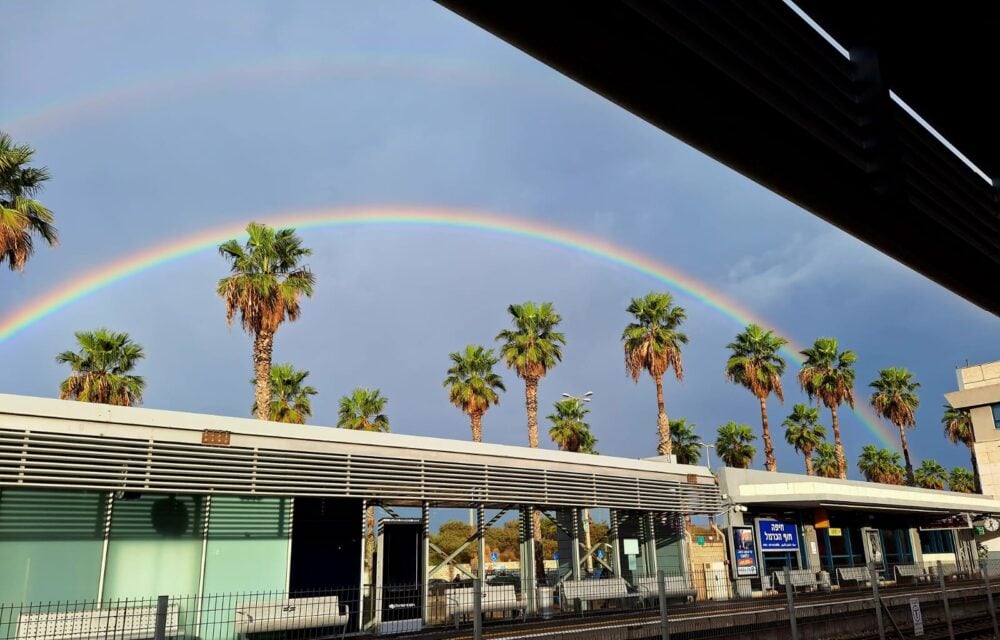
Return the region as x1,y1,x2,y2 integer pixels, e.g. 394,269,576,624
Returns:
993,403,1000,429
918,530,955,554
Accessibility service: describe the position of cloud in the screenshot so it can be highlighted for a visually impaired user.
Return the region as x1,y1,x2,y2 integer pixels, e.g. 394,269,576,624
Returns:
723,230,885,306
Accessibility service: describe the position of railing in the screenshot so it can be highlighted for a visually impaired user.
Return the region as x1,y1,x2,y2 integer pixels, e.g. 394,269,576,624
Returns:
2,560,998,640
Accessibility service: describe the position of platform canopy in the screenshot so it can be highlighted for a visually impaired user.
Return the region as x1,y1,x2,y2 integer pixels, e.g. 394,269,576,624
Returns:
0,394,721,514
436,0,1000,316
718,468,1000,517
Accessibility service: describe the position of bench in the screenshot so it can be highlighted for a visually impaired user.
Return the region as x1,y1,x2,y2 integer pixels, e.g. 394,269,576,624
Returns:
560,579,638,611
893,564,929,585
17,604,179,640
444,584,524,624
772,569,819,592
234,596,349,635
837,567,873,588
635,576,697,604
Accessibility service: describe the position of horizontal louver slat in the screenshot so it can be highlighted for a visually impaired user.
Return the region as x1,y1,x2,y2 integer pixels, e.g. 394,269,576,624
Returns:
0,429,721,513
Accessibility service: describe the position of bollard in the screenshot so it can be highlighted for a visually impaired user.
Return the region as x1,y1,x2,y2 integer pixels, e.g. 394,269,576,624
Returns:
982,565,999,639
657,570,670,640
473,577,482,640
153,595,169,640
784,566,799,640
869,563,885,640
937,561,954,640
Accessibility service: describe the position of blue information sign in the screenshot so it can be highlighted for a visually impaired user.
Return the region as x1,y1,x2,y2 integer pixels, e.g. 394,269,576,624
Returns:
490,551,498,562
596,549,605,560
757,520,799,551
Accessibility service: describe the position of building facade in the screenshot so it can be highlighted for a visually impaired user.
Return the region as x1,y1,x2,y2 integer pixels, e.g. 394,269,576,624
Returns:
946,359,1000,557
0,393,719,618
716,468,1000,584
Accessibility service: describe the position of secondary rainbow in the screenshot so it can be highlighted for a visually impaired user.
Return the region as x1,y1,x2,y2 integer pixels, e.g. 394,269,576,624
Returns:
0,205,895,445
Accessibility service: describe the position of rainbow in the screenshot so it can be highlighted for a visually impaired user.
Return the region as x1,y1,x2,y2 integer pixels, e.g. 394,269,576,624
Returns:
0,205,896,446
3,55,560,136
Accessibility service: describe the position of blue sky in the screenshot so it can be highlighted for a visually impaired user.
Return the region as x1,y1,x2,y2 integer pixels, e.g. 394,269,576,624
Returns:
1,0,997,480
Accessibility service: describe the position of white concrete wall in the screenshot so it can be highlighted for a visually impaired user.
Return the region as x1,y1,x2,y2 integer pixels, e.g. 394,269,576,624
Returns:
958,360,1000,390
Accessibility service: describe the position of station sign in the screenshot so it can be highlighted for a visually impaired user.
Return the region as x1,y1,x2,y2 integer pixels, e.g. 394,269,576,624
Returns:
757,519,799,551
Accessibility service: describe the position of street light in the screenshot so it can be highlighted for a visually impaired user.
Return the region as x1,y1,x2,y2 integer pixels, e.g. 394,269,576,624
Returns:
561,391,593,402
695,440,715,473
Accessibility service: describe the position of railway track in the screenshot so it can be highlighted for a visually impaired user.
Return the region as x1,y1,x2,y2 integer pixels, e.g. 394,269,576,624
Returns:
407,579,999,640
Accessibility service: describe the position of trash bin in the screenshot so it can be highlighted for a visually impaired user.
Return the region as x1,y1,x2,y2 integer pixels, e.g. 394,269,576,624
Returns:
818,570,832,593
536,586,554,620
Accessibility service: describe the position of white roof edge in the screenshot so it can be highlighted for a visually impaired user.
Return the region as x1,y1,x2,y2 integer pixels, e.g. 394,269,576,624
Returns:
0,393,713,478
716,467,1000,512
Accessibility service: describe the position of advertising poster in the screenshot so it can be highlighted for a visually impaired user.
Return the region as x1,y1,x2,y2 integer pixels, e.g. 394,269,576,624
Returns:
732,525,758,576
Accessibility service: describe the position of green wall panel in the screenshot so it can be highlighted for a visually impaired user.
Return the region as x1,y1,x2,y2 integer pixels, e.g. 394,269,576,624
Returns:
102,494,205,600
202,496,290,594
655,534,684,576
0,489,106,603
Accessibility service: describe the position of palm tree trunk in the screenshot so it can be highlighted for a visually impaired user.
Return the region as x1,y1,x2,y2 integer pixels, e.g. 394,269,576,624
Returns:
524,376,545,579
252,329,274,421
525,377,540,448
897,423,915,485
969,442,982,493
471,412,483,443
830,404,847,479
804,449,814,476
365,505,376,580
759,396,777,471
655,375,672,456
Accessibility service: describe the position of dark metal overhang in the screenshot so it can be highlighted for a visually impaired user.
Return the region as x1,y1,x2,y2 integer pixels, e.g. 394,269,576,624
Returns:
436,1,1000,315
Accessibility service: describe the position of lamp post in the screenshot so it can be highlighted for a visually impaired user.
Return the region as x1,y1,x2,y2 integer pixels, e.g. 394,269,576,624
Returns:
696,441,716,473
561,391,593,572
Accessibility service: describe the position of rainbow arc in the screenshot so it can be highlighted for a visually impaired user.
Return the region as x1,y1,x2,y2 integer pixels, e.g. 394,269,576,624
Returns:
0,205,896,447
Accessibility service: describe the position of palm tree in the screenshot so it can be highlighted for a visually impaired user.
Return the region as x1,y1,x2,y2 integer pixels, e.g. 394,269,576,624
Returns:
547,398,598,454
336,387,389,582
725,324,788,471
546,396,598,572
783,403,827,476
622,292,688,455
949,467,975,494
798,338,856,479
443,345,505,443
813,443,840,478
1,132,57,271
337,388,390,432
869,368,920,485
56,329,145,406
251,363,317,424
218,223,315,420
495,301,566,448
914,459,947,490
669,418,702,465
496,301,565,576
857,445,905,485
943,406,980,493
715,422,756,469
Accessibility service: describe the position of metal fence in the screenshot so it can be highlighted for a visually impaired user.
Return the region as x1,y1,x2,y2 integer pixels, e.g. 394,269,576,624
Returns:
3,560,999,640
